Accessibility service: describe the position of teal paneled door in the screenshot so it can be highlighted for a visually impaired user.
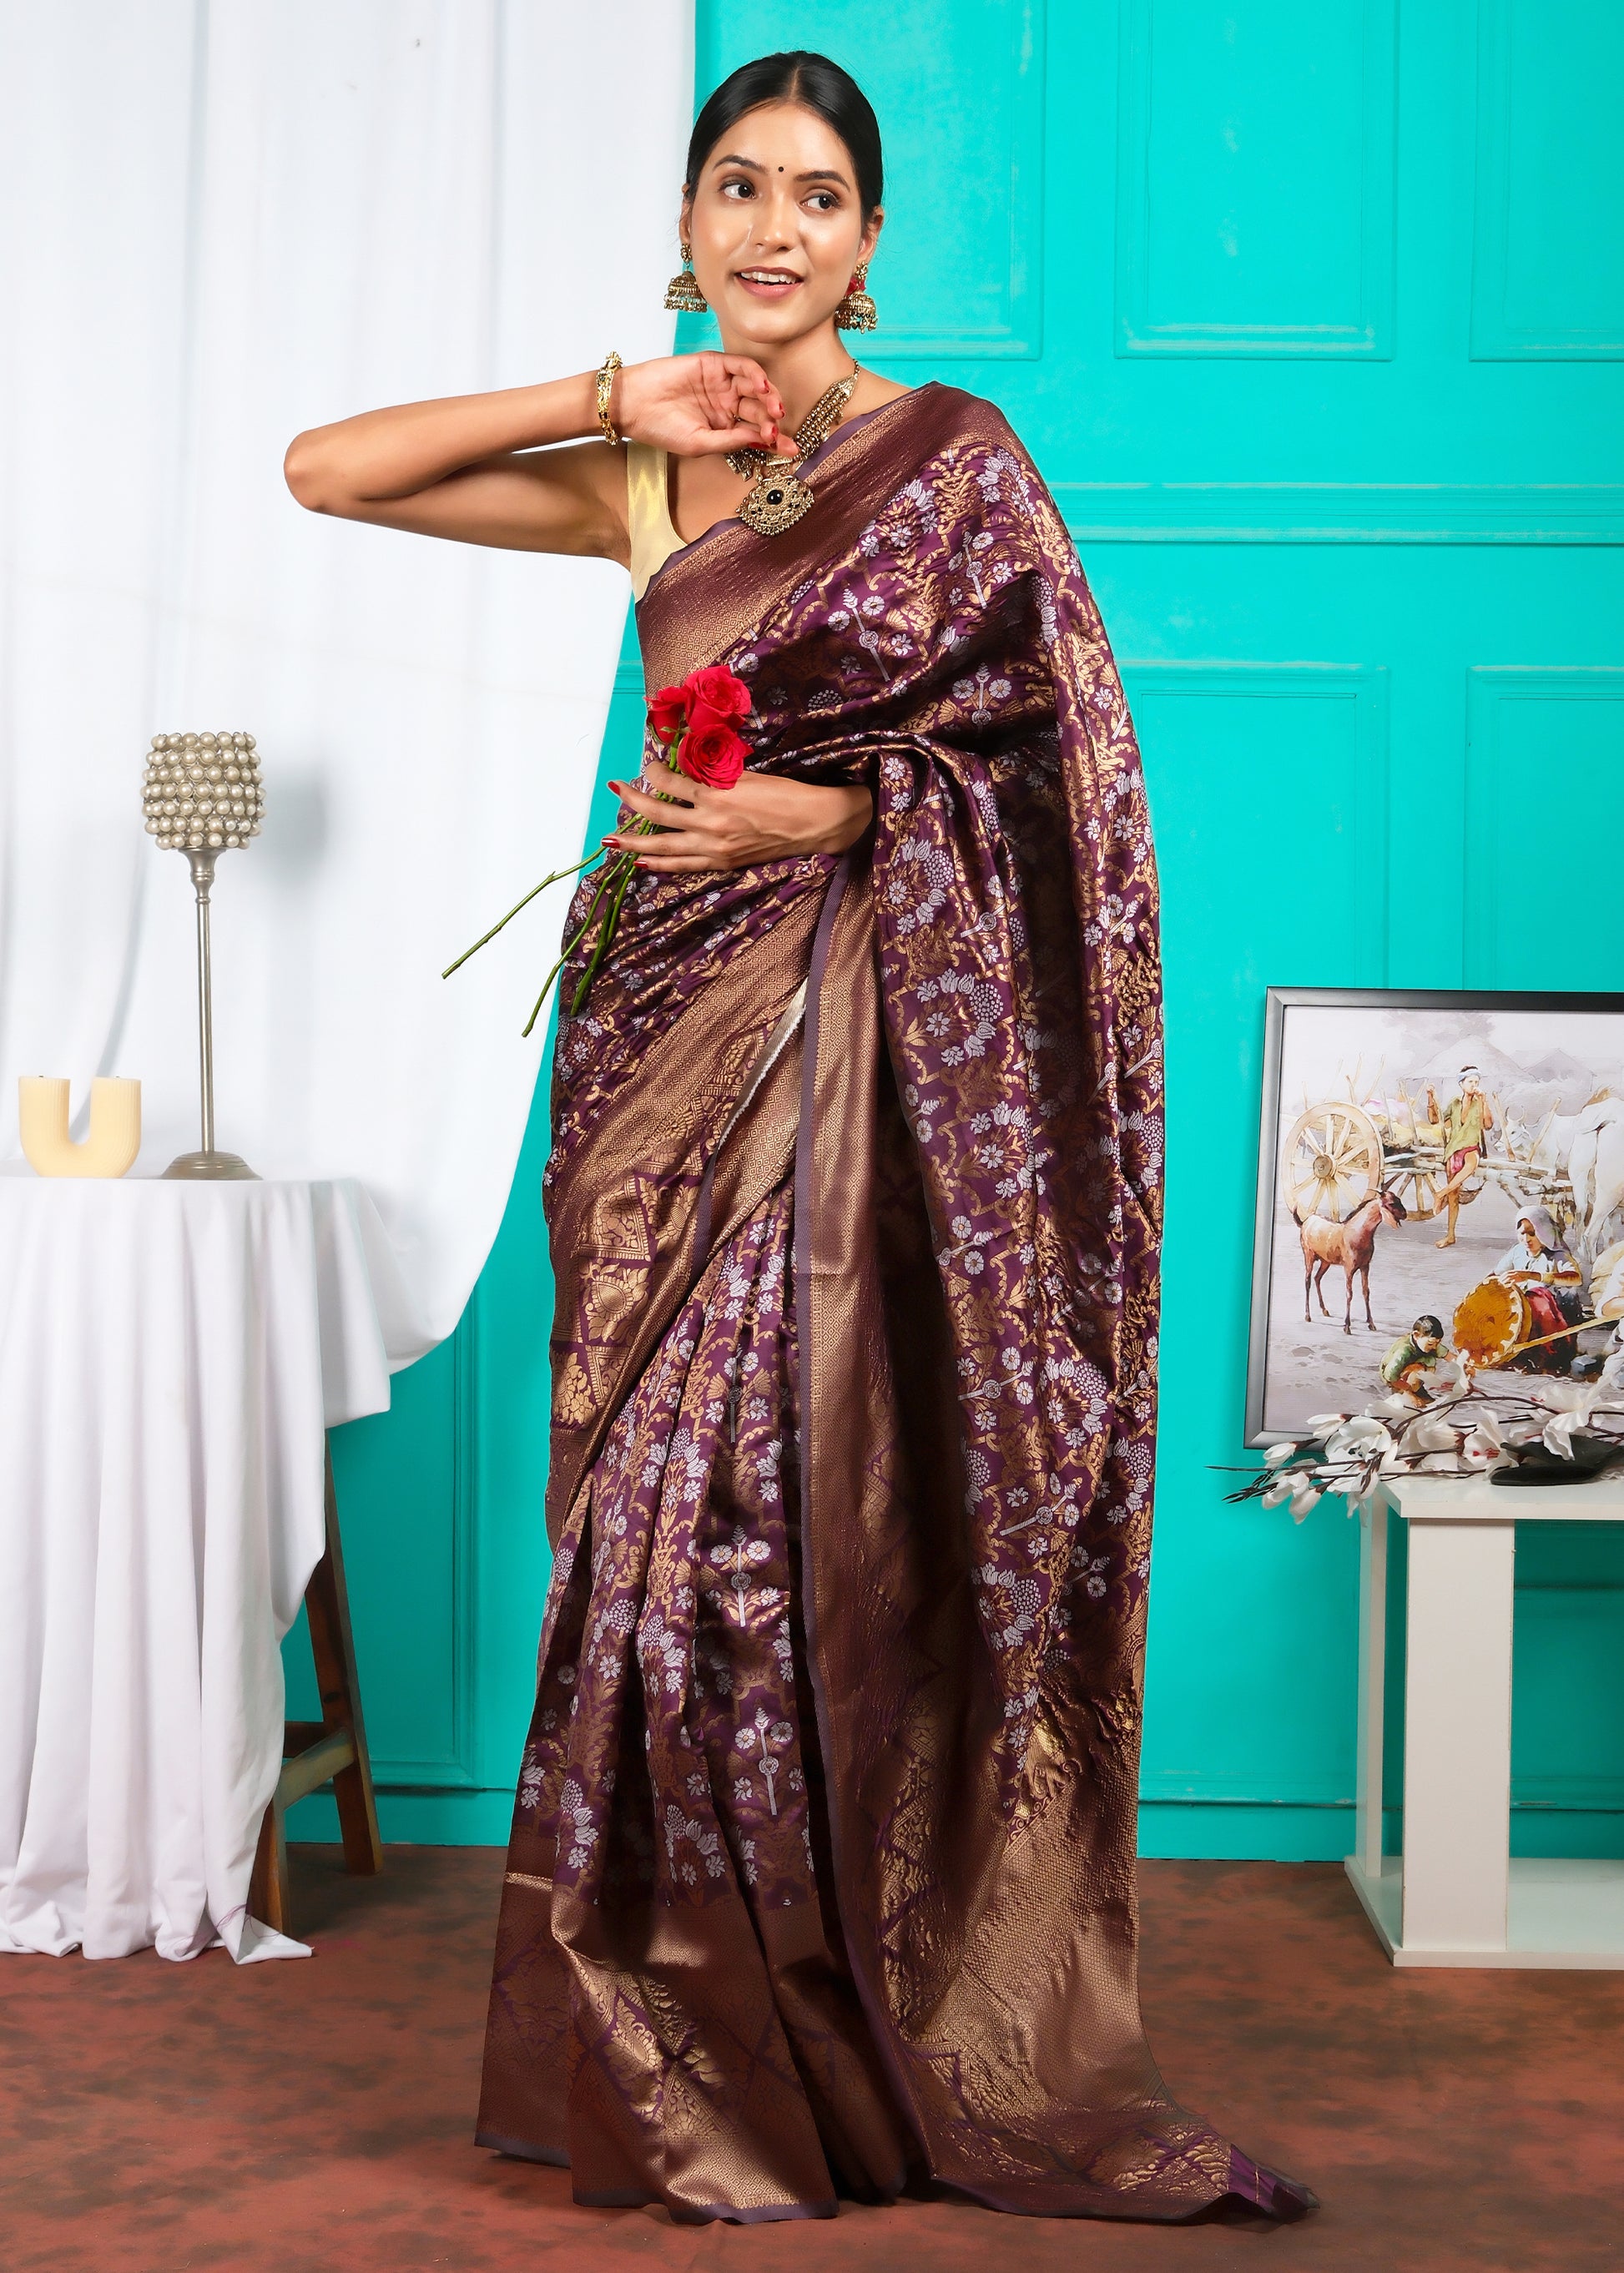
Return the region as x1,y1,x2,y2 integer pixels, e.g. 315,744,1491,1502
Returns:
293,1,1624,1857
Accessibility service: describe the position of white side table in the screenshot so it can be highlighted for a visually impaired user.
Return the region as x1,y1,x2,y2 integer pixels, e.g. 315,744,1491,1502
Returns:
1347,1471,1624,1968
0,1175,412,1964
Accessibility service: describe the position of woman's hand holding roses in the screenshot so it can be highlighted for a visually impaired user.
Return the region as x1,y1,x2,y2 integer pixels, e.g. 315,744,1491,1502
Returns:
603,771,873,874
605,662,871,874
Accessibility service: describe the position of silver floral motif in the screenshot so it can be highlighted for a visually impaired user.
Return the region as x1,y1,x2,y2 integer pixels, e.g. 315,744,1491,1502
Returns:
734,1705,795,1817
707,1524,773,1622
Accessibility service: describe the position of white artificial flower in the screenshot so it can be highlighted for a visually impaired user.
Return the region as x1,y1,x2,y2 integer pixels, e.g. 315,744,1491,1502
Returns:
1536,1383,1599,1461
1260,1478,1294,1509
1324,1416,1389,1463
1405,1414,1460,1454
1263,1443,1297,1468
1542,1410,1581,1459
1416,1450,1459,1471
1374,1395,1416,1419
1288,1479,1323,1522
1536,1381,1595,1416
1461,1421,1506,1469
1304,1412,1349,1433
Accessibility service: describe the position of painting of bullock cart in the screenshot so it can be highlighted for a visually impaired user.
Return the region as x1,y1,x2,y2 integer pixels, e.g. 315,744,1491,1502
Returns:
1246,988,1624,1443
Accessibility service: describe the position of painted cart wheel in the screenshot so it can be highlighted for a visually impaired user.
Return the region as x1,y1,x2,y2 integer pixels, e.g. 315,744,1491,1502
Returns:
1279,1101,1384,1225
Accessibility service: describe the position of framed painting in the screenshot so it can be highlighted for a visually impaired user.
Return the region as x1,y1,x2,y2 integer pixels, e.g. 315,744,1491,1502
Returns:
1245,988,1624,1444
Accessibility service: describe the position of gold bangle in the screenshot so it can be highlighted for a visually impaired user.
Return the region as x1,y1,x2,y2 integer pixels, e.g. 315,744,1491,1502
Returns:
595,350,623,446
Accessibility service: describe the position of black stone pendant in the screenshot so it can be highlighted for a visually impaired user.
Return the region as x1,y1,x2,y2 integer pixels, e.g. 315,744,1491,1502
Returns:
738,466,815,537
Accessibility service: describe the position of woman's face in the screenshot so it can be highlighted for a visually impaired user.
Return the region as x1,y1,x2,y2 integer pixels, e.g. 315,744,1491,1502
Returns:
1520,1221,1544,1253
684,100,881,354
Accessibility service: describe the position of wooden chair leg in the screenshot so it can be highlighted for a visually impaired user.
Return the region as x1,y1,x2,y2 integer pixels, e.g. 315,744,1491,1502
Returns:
249,1438,381,1938
303,1442,383,1878
248,1791,290,1935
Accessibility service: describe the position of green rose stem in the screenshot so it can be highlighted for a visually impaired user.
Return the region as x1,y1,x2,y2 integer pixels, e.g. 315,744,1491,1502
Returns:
569,850,639,1017
519,851,629,1036
446,728,690,1033
441,847,603,979
547,744,687,1023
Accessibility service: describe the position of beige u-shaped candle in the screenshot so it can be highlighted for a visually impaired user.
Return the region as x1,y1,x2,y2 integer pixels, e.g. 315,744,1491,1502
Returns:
18,1076,142,1177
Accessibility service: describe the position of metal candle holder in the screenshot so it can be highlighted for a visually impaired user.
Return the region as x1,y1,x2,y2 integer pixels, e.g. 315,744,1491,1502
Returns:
142,730,265,1180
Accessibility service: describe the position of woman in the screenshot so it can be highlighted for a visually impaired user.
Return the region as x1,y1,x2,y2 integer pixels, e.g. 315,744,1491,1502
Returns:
287,51,1310,2229
1495,1207,1584,1369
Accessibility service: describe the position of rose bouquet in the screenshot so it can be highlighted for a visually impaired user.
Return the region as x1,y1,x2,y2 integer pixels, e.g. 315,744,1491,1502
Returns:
445,663,752,1031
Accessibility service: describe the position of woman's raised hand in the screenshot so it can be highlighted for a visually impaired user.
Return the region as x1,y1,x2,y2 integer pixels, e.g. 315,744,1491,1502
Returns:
617,354,791,459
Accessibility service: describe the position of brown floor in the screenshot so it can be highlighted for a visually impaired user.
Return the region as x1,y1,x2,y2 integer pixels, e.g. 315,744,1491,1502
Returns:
3,1848,1619,2273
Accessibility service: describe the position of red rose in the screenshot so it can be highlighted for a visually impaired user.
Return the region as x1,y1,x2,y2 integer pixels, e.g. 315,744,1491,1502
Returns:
648,683,688,743
678,713,748,788
681,664,751,722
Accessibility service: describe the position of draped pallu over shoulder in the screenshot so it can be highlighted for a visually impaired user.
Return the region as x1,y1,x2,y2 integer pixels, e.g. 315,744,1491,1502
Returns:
478,385,1314,2226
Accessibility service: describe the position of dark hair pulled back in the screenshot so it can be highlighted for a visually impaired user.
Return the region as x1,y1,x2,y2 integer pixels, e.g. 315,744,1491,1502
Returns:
684,52,883,221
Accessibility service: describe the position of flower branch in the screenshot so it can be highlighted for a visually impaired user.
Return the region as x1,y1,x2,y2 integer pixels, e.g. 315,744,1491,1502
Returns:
1223,1366,1624,1520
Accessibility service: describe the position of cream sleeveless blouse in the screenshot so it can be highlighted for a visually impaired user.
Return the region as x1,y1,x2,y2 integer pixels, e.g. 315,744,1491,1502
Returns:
626,442,688,601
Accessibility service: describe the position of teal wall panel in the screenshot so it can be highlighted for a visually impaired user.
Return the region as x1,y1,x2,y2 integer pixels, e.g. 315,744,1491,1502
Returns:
292,2,1624,1862
1117,0,1396,357
1512,1521,1624,1842
284,1332,471,1797
1465,668,1624,982
1471,0,1624,359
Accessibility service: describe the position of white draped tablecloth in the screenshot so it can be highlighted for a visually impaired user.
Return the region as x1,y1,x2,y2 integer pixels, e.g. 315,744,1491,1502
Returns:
0,1174,419,1963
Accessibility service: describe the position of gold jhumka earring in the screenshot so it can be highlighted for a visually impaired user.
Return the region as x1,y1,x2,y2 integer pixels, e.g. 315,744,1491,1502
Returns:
663,240,709,314
834,262,877,331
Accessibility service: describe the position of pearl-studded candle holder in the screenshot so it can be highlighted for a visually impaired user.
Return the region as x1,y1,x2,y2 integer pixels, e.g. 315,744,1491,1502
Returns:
143,730,265,1179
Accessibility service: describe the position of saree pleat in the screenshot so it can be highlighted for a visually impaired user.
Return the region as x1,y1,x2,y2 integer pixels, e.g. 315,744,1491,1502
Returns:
478,384,1313,2225
483,1181,909,2219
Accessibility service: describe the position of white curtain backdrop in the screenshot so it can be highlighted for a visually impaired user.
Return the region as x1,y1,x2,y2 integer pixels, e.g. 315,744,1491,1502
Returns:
0,1,688,1355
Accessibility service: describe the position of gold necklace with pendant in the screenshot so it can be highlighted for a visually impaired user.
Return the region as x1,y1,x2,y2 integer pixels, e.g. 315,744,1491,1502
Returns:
727,370,858,537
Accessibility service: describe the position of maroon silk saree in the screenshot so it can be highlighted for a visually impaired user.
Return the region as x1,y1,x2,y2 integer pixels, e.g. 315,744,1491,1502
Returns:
477,384,1311,2225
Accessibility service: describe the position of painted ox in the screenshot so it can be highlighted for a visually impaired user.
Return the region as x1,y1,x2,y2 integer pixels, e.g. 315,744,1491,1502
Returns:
1505,1099,1624,1252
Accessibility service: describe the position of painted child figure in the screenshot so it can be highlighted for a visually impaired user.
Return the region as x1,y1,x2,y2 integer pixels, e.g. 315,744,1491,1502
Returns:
1381,1313,1445,1407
